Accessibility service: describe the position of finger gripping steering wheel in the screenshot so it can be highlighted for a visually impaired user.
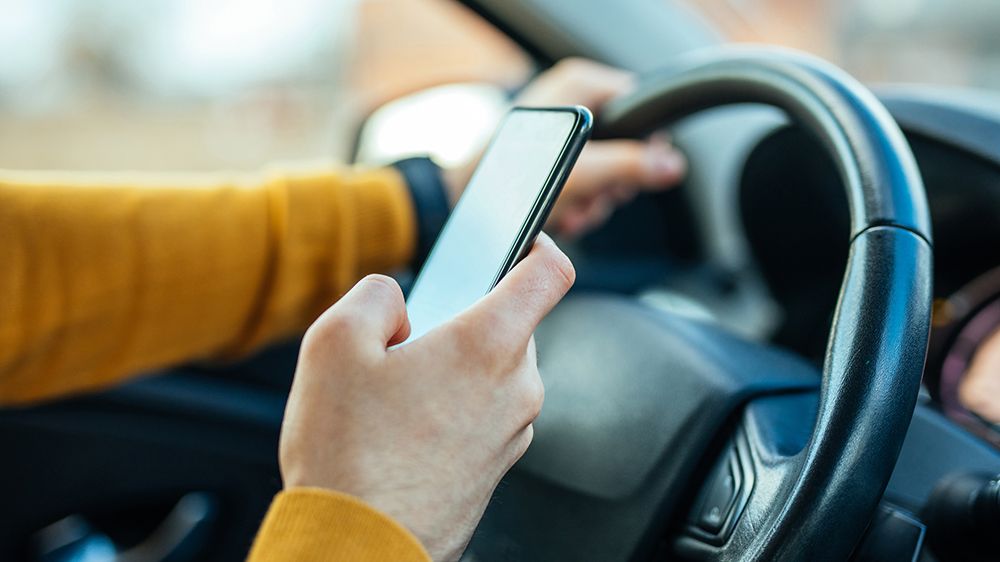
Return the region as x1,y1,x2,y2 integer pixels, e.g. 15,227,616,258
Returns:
599,46,933,560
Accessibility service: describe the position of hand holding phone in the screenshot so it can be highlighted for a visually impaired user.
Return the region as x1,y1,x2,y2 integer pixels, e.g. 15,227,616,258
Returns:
402,106,592,343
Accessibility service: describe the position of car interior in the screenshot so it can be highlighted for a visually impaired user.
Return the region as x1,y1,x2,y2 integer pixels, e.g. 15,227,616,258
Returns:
1,1,999,561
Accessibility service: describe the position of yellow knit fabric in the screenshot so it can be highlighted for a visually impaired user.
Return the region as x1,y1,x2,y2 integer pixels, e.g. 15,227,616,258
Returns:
249,488,431,561
0,167,414,403
0,166,431,561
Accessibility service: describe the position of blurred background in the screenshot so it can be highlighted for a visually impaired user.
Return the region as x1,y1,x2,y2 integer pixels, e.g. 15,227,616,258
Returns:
1,0,998,171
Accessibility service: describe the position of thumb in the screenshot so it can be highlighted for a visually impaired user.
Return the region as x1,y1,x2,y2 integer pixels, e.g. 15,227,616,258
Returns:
461,234,575,347
311,274,411,351
570,138,686,197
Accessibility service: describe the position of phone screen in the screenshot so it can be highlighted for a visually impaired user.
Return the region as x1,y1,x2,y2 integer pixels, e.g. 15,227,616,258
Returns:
403,108,587,343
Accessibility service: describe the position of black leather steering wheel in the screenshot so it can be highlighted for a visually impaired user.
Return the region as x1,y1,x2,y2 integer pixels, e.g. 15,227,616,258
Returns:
466,46,933,561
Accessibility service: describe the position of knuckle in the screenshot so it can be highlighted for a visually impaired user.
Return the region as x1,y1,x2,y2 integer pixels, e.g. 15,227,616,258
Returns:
359,274,406,313
360,273,401,298
513,424,535,459
299,328,328,362
316,309,359,338
554,57,594,78
301,322,327,354
303,308,362,353
520,371,545,421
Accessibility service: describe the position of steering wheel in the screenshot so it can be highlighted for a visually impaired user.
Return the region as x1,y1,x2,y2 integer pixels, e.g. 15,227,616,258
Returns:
466,47,933,561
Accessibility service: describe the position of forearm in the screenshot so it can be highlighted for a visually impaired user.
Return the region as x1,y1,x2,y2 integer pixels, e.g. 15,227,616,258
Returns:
0,167,415,405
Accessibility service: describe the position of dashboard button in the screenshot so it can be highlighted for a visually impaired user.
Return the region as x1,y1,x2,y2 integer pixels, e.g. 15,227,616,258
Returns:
696,453,741,534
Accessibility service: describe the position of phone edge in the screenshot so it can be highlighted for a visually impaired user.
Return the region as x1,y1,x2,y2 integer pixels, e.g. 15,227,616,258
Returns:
489,105,594,290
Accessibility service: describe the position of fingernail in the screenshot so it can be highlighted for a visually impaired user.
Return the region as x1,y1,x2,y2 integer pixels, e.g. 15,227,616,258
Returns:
646,146,687,181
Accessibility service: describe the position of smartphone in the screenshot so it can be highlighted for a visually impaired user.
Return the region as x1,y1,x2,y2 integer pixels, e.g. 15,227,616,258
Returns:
402,105,592,343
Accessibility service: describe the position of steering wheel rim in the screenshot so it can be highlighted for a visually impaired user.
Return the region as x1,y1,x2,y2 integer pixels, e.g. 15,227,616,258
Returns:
598,46,933,560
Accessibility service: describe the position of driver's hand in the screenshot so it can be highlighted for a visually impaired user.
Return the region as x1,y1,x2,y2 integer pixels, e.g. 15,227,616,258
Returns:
279,234,574,562
960,327,1000,424
446,58,687,239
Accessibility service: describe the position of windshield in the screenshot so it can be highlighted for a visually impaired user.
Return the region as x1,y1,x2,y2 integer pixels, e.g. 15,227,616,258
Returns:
2,0,996,172
0,0,529,171
684,0,1000,91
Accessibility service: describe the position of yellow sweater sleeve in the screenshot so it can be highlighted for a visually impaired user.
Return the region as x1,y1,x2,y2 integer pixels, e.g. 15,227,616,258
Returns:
249,489,431,561
0,167,416,405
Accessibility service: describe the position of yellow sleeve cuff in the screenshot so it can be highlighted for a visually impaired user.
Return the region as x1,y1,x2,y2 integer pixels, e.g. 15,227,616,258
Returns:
248,488,431,562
